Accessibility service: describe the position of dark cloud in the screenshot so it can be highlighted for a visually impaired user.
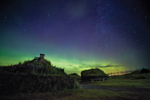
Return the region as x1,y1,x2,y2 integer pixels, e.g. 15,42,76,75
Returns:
68,64,73,67
97,64,121,68
68,64,79,70
79,64,121,68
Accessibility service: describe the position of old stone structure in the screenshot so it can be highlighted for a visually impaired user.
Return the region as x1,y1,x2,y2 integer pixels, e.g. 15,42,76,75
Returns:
40,53,45,58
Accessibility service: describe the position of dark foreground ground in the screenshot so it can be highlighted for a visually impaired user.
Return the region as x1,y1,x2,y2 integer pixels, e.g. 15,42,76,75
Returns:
1,73,150,100
1,84,150,100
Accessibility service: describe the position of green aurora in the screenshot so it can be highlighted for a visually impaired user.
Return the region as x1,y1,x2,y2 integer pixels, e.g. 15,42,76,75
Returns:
0,0,150,75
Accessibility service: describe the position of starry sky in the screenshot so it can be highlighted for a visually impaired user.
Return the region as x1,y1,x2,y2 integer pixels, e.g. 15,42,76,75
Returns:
0,0,150,75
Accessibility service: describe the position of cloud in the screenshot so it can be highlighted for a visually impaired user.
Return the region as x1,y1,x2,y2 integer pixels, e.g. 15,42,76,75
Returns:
95,64,121,68
67,64,80,70
79,64,121,68
68,64,73,67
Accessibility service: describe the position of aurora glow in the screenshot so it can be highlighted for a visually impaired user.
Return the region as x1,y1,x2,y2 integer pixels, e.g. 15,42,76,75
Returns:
0,0,150,75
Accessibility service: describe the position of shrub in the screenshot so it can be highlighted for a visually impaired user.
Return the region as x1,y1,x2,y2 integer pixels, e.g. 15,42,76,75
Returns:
0,74,77,95
68,73,81,80
141,68,150,74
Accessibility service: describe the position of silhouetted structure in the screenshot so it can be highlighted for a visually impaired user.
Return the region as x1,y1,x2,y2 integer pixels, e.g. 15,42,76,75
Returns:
40,53,45,58
141,68,150,73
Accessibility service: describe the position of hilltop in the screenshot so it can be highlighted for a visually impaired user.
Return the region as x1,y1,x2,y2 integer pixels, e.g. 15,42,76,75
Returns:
0,57,66,75
81,68,108,81
81,68,108,76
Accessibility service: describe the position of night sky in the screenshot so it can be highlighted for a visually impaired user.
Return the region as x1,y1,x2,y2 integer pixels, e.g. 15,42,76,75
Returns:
0,0,150,75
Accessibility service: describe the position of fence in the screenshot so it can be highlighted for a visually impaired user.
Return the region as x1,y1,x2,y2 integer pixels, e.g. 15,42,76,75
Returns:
107,69,143,76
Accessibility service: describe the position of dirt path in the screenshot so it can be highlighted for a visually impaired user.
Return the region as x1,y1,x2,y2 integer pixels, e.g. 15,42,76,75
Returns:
79,84,150,93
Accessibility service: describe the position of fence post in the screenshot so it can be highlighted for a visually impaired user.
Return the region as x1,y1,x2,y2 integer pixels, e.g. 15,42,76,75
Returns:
121,71,122,75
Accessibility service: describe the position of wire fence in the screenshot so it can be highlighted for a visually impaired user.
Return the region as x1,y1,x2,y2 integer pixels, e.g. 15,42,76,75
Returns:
107,68,148,76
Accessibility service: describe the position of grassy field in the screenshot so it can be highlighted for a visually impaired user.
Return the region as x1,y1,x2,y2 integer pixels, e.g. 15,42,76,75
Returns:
54,89,134,100
1,73,150,100
81,73,150,88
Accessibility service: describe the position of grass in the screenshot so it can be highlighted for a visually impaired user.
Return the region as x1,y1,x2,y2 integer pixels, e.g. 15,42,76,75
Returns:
0,88,133,100
82,73,150,88
55,89,133,100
